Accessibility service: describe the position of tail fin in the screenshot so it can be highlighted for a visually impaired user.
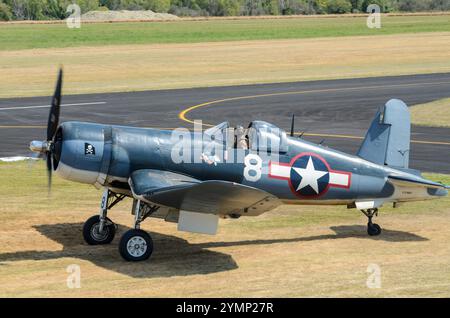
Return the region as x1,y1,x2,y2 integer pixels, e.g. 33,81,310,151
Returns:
357,99,410,169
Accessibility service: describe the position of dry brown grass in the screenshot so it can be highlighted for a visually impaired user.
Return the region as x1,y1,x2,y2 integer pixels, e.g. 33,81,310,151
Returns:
411,98,450,128
0,162,449,297
2,32,450,98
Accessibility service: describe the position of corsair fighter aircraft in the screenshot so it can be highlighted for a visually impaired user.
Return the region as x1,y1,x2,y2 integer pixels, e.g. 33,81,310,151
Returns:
29,70,449,261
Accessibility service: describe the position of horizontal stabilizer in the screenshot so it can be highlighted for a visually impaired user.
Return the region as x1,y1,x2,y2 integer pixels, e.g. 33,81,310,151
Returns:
388,175,447,189
357,99,410,168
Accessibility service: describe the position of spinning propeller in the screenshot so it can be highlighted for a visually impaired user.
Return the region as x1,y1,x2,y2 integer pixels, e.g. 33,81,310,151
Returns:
29,68,63,190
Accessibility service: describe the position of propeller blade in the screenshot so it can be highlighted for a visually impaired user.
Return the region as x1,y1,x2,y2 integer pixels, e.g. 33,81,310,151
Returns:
47,68,63,141
46,152,52,191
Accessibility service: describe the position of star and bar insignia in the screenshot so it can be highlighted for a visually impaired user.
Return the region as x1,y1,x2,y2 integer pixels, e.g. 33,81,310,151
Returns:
269,153,351,198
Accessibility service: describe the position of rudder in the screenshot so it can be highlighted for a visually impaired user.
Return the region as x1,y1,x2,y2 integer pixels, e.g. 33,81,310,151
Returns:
357,99,410,169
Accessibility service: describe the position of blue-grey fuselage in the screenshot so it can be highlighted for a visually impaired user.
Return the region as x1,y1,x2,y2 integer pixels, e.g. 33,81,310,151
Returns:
54,120,447,211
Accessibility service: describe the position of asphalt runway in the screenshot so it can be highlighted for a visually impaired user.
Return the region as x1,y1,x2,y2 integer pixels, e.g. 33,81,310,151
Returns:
1,73,450,173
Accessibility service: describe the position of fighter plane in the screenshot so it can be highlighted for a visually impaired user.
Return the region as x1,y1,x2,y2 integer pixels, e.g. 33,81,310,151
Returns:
29,69,449,261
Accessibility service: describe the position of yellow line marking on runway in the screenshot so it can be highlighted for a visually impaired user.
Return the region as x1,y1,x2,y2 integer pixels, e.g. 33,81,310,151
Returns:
179,81,450,124
0,125,179,130
298,132,450,146
1,81,450,146
0,125,449,146
412,140,450,146
299,132,363,139
179,81,450,147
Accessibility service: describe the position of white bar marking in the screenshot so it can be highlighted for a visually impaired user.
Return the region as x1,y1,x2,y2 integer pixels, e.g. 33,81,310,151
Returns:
270,163,290,178
329,172,349,186
0,156,38,162
0,101,106,111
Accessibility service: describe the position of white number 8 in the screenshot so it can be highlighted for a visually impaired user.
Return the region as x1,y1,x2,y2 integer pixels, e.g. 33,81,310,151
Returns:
244,154,262,182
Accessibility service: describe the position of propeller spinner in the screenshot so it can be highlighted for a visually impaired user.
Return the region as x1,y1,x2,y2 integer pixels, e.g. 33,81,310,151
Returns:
29,68,63,190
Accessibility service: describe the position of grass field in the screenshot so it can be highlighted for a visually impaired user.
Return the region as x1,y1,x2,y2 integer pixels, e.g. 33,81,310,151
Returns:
0,15,450,98
2,32,450,98
0,161,449,297
411,98,450,128
0,15,450,51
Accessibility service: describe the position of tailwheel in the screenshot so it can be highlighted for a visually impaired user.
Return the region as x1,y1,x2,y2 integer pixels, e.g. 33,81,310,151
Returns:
119,229,153,262
361,208,382,236
83,215,116,245
367,222,382,236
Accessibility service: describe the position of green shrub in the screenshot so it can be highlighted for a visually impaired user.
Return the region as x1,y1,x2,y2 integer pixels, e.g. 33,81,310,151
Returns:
0,2,13,21
278,0,314,15
145,0,171,12
326,0,352,13
5,0,47,20
262,0,279,15
361,0,393,12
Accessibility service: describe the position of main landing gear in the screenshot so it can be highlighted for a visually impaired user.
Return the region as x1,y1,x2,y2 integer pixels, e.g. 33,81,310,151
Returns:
360,208,382,236
83,189,160,261
119,200,158,262
83,189,124,245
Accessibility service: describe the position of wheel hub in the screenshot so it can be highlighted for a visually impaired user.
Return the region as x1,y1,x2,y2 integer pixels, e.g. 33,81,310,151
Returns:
91,223,109,241
127,236,147,257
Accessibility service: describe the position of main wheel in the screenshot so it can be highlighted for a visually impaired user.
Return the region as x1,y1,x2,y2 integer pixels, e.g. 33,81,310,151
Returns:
83,215,116,245
367,223,382,236
119,229,153,262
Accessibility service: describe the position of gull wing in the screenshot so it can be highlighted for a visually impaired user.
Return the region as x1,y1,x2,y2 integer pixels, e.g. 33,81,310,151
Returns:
129,169,281,216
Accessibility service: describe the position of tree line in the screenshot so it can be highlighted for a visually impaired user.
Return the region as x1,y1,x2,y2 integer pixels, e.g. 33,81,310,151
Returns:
1,0,449,20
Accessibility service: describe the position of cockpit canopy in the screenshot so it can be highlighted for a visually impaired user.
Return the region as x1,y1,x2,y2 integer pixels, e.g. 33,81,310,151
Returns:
204,121,288,153
248,121,288,153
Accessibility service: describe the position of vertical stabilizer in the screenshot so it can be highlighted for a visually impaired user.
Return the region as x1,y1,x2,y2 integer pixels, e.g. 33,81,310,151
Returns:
357,99,410,168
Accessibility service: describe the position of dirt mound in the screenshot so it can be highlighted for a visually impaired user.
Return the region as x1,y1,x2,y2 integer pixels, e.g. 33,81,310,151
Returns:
81,10,179,21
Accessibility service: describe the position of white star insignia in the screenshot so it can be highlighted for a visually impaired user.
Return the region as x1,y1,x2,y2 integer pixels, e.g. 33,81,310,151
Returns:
292,156,328,194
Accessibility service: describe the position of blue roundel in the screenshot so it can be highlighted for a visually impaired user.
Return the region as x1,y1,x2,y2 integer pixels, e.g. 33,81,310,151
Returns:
290,155,330,196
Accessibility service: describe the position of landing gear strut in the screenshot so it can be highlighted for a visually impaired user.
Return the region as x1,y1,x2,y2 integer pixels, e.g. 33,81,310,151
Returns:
361,208,382,236
119,200,159,262
82,189,125,245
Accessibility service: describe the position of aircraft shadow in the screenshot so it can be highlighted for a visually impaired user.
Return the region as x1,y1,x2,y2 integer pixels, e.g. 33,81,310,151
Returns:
0,223,238,278
195,225,428,249
0,224,427,278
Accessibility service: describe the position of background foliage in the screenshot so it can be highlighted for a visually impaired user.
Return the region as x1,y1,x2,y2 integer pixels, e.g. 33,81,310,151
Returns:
0,0,449,20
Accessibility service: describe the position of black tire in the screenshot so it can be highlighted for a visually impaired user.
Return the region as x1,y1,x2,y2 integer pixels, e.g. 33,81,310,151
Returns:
83,215,116,245
367,223,382,236
119,229,153,262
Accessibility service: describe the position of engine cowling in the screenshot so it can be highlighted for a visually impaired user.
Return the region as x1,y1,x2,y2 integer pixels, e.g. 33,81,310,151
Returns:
54,121,110,186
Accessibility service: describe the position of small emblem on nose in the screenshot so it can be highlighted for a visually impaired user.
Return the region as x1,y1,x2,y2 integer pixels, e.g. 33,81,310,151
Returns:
84,143,96,155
